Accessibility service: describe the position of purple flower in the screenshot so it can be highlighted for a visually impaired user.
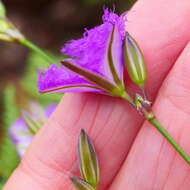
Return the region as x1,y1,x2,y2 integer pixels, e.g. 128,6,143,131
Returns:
38,9,130,98
9,103,56,157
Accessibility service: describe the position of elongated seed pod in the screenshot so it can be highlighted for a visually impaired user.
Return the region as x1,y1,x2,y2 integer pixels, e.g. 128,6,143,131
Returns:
124,32,147,87
70,177,95,190
78,129,100,188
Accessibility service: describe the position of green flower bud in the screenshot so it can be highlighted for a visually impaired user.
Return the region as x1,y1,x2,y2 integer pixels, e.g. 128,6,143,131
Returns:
70,177,95,190
21,102,47,134
0,1,25,42
124,32,147,87
0,18,24,42
78,129,99,188
0,19,10,32
0,1,6,18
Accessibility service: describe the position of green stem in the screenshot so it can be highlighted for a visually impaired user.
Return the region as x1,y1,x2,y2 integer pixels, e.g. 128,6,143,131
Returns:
149,118,190,165
19,38,55,64
120,91,134,106
121,94,190,165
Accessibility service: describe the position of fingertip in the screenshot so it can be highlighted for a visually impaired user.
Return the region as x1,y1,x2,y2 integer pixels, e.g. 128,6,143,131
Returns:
157,41,190,114
109,41,190,190
126,0,190,98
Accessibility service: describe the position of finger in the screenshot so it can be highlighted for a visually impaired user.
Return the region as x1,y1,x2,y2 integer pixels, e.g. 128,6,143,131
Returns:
126,0,190,99
4,94,138,190
4,1,190,190
110,42,190,190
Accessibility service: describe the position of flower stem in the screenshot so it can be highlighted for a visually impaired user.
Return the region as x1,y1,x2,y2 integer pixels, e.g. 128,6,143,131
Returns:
120,91,134,106
19,38,55,64
121,94,190,165
149,118,190,165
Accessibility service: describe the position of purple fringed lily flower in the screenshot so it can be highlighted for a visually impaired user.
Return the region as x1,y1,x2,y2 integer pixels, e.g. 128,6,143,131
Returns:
9,103,56,157
38,9,131,100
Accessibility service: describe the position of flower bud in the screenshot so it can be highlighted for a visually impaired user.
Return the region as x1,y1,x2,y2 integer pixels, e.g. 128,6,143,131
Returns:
21,102,47,134
124,32,147,87
0,19,11,41
9,102,56,157
78,129,99,188
0,1,25,42
0,1,6,18
0,18,24,42
70,177,95,190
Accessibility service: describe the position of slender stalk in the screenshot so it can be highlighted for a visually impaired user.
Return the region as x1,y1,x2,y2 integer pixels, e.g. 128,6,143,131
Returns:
122,94,190,165
120,91,134,106
19,38,55,64
149,118,190,165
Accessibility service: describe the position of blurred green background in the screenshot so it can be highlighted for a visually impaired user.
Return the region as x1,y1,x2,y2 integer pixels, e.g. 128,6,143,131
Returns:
0,0,136,188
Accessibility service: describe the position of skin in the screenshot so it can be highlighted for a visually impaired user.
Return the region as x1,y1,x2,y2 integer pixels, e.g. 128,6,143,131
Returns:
3,0,190,189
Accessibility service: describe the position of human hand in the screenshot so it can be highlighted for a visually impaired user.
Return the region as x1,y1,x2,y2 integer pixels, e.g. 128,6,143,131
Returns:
4,0,190,189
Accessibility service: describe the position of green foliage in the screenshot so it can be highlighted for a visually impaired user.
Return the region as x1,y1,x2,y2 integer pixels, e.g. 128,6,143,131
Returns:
0,86,20,181
0,176,6,188
0,52,62,187
0,138,19,178
3,85,18,130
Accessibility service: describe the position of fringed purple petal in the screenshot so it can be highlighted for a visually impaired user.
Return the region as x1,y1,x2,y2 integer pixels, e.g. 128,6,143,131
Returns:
61,23,113,80
38,9,126,94
61,9,125,84
38,64,103,93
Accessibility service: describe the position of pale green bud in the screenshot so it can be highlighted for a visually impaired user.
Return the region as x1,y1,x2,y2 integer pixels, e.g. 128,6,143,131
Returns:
78,129,100,188
21,102,46,134
0,19,10,32
0,18,24,42
124,32,147,87
0,1,6,18
70,177,95,190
